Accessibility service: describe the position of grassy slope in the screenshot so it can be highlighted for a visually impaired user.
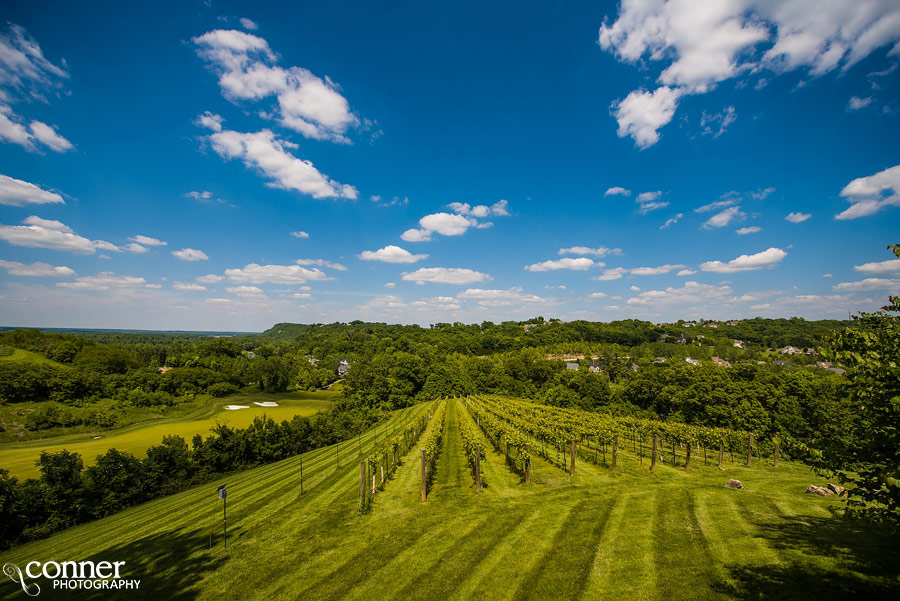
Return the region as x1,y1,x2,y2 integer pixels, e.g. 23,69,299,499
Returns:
1,399,898,601
0,347,65,366
0,391,337,479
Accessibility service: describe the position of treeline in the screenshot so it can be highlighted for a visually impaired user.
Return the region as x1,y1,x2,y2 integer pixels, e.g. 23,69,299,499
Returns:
0,398,378,549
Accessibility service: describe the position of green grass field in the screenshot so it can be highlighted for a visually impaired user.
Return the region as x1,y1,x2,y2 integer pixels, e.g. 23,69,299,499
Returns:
1,399,897,600
0,346,66,366
0,391,337,479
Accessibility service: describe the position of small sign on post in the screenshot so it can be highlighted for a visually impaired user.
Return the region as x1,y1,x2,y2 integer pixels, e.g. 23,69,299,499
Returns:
216,484,227,549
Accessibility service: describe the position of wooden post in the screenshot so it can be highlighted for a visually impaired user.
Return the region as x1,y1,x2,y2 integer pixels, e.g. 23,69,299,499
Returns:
773,436,780,468
359,460,366,511
381,464,385,485
525,443,531,485
475,444,482,493
746,433,754,467
651,434,658,471
718,444,724,469
372,473,376,494
612,434,618,474
685,441,691,470
570,440,576,476
420,448,427,501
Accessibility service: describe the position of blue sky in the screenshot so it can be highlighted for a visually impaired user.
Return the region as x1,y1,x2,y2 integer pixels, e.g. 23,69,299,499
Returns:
1,0,899,331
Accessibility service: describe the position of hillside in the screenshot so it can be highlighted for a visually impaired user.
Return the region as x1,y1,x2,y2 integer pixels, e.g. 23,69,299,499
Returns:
1,400,897,600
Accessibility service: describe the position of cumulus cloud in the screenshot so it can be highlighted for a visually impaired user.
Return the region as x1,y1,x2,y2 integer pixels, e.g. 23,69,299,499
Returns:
57,272,149,291
604,186,631,196
525,257,598,272
295,258,346,271
195,111,224,132
197,274,225,284
208,129,357,199
129,235,166,246
447,199,510,218
677,269,697,276
630,264,686,276
239,18,258,31
172,248,209,261
359,245,428,264
173,282,206,291
588,292,608,299
0,259,75,277
736,226,761,235
785,211,811,223
832,277,900,291
226,285,266,297
290,230,309,239
660,213,683,229
611,86,683,148
627,281,734,306
559,246,622,257
848,96,873,110
695,198,739,213
401,203,508,242
457,287,545,307
0,216,118,254
0,174,65,206
401,267,491,285
702,206,745,228
835,164,900,219
193,29,358,142
854,258,900,274
224,263,329,284
598,1,900,146
594,267,628,281
27,121,72,152
700,247,787,273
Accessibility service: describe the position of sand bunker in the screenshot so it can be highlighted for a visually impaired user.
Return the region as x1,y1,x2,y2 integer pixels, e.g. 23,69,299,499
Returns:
254,401,279,407
224,405,250,410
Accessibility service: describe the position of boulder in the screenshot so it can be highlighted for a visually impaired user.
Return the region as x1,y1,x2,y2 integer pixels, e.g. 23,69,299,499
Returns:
827,483,846,496
725,479,743,490
806,485,834,496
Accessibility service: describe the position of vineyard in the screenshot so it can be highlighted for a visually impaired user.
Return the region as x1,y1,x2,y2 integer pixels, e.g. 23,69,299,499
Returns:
2,397,898,600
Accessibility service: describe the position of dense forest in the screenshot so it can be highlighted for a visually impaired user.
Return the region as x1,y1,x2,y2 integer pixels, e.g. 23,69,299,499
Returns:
1,296,898,548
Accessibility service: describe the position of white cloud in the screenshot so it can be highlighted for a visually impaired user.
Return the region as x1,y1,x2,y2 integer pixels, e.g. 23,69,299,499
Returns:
195,111,224,132
197,274,225,284
629,285,641,291
594,267,628,281
208,129,357,199
703,206,745,228
290,230,309,239
173,282,206,291
193,29,358,143
525,257,598,272
239,18,258,31
295,258,346,271
604,186,631,196
384,282,396,288
833,278,900,291
638,201,669,214
736,226,761,235
848,96,873,110
418,212,474,236
226,285,266,297
186,190,213,201
588,292,608,299
634,190,668,214
402,267,491,285
611,86,683,148
490,199,510,216
677,269,697,276
123,243,147,254
598,1,900,146
57,272,148,291
627,281,734,306
359,245,428,264
0,216,118,254
404,202,509,242
172,248,209,261
28,121,72,152
822,273,833,278
785,211,811,223
401,228,431,242
660,213,683,229
457,287,545,307
854,258,900,274
835,164,900,219
558,246,622,258
699,106,736,137
695,198,739,213
700,247,787,273
0,259,75,277
224,263,329,284
630,264,686,276
636,190,662,203
129,235,166,246
0,174,64,206
290,292,312,299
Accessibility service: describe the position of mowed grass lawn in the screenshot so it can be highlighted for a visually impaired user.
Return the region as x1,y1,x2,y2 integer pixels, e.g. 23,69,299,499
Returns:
1,399,898,601
0,391,337,479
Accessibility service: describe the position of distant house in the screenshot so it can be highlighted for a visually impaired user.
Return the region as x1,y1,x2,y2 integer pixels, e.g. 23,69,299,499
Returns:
157,366,173,374
338,359,350,376
733,339,744,349
653,357,667,364
588,360,602,373
659,333,670,341
771,360,792,366
726,320,741,326
676,333,689,344
566,362,579,371
307,356,319,366
523,323,538,332
780,346,802,355
695,334,706,340
705,323,719,328
246,351,257,359
685,357,700,366
712,356,732,368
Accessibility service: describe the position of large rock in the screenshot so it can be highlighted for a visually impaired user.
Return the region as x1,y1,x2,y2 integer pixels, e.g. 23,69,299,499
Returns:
725,479,743,490
806,485,834,496
827,483,846,496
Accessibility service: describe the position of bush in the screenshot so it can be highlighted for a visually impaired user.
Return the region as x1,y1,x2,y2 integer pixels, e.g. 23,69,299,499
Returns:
207,382,239,397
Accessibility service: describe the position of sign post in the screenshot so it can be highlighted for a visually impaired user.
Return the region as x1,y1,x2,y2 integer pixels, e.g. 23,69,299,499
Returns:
217,485,227,549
